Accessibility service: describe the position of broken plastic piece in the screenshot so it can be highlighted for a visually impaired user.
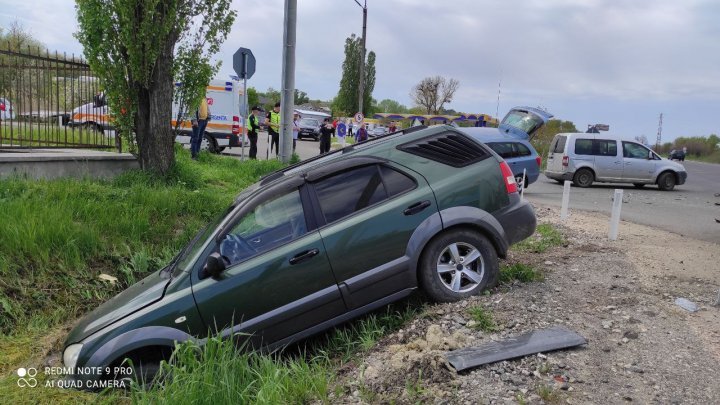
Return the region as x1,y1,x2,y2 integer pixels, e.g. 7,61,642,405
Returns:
445,326,587,372
674,297,700,312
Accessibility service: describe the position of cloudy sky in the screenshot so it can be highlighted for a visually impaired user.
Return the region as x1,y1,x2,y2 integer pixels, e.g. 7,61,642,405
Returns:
1,0,719,141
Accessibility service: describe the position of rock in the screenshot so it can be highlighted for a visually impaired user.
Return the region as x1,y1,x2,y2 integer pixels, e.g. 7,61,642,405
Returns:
623,331,639,340
466,320,477,328
674,297,700,312
602,320,613,329
98,273,118,284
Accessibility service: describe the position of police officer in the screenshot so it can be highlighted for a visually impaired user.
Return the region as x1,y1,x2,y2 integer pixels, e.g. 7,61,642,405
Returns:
247,106,260,159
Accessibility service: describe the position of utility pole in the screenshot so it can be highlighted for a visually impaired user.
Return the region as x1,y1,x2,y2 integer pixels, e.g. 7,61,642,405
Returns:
655,113,663,150
354,0,367,115
280,0,297,163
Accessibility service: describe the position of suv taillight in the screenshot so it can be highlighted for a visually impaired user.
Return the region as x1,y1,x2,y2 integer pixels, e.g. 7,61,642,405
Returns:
499,161,518,194
562,156,569,167
535,156,542,167
232,115,240,135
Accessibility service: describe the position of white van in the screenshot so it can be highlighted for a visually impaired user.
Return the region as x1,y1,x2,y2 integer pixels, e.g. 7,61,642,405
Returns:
545,133,687,191
69,78,247,153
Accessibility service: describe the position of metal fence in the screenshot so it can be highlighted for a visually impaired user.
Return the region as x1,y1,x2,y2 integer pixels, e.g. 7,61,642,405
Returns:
0,42,116,150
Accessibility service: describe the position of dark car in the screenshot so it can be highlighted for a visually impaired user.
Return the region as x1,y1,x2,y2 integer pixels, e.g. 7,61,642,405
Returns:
298,118,321,141
668,149,685,161
62,125,537,385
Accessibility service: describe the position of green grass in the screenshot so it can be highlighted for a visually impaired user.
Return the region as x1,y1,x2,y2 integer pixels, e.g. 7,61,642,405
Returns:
467,306,498,332
690,149,720,164
0,147,282,369
0,123,114,148
131,301,420,404
512,223,565,253
536,384,561,403
500,263,544,284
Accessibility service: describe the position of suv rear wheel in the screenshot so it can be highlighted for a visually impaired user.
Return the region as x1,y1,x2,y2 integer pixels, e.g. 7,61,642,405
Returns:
419,229,498,302
573,168,594,188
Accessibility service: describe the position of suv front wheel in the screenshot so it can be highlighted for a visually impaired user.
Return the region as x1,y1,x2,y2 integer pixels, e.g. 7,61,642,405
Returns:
419,229,498,302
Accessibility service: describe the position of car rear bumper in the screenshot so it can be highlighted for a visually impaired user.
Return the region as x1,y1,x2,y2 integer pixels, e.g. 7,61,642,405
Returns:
493,195,537,246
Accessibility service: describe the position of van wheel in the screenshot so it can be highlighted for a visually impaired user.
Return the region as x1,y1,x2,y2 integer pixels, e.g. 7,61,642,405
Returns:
657,172,676,191
202,134,219,154
633,183,646,188
573,169,594,188
419,229,498,303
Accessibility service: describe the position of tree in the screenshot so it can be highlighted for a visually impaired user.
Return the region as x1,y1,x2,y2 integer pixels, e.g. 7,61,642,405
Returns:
411,76,459,115
262,87,281,111
294,89,309,105
246,87,259,110
334,34,376,116
76,0,235,174
377,99,408,113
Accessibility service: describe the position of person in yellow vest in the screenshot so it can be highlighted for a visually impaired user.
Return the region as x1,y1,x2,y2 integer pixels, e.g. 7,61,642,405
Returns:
265,101,281,158
190,97,210,160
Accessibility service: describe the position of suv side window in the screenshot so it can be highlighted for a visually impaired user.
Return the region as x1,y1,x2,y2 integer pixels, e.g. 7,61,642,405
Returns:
220,189,307,266
623,142,649,159
314,165,415,224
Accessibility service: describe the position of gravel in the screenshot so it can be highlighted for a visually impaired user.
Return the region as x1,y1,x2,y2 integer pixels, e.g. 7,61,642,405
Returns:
329,205,720,404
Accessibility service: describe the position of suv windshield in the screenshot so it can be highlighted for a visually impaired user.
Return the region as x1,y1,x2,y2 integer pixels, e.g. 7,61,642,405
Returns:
171,184,259,276
300,118,319,127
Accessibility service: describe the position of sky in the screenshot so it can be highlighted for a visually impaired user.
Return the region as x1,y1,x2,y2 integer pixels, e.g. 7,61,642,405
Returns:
1,0,719,141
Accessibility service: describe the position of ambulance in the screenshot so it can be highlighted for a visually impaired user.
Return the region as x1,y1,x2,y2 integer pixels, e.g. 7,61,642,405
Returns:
68,78,248,153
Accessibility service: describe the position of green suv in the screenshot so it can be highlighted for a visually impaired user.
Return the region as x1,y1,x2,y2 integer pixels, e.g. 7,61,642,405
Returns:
62,125,536,384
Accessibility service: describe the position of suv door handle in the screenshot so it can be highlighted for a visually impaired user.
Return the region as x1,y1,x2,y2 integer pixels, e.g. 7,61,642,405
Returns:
289,248,319,265
404,200,431,216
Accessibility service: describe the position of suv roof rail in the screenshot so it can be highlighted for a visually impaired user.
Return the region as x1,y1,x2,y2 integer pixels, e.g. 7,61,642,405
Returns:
258,125,430,185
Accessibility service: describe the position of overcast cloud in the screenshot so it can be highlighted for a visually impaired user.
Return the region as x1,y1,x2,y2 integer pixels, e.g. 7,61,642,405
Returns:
1,0,719,140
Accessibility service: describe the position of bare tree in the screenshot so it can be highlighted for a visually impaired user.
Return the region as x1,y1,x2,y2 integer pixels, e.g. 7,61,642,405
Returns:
411,76,460,114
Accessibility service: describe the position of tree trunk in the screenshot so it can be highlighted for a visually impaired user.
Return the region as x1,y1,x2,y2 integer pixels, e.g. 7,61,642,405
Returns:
135,38,176,174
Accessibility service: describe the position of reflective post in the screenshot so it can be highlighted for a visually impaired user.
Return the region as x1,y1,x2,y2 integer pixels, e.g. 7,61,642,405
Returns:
560,180,571,221
609,189,623,240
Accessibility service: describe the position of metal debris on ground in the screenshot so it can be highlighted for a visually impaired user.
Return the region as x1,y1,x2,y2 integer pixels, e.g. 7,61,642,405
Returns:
674,297,700,312
445,326,587,372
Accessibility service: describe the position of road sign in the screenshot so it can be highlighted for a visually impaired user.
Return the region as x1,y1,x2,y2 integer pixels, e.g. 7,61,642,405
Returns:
337,123,347,137
233,48,256,79
354,112,364,123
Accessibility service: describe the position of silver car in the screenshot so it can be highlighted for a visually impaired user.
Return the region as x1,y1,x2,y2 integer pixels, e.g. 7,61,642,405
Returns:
545,133,687,191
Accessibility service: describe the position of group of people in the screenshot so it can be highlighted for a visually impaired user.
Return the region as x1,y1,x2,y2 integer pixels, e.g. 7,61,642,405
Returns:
189,97,377,161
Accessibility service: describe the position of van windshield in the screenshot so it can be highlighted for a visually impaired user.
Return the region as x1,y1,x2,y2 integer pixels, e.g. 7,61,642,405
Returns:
300,118,319,127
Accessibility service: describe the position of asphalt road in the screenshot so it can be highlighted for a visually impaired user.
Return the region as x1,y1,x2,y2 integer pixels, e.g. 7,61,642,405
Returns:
524,160,720,244
221,131,338,161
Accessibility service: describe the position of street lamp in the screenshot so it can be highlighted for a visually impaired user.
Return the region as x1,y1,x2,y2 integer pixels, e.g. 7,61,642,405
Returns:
352,0,367,115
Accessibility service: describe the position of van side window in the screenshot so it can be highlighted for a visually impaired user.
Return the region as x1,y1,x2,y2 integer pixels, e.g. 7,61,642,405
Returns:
575,139,593,155
593,140,617,156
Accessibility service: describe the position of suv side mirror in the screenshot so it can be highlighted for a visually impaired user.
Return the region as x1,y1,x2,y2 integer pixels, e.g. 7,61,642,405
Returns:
204,252,227,278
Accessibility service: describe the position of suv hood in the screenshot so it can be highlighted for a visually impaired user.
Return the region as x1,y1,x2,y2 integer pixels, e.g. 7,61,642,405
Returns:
498,106,553,140
65,271,170,344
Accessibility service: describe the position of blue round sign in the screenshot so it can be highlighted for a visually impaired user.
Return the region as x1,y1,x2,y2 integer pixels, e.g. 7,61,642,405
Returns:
337,123,347,137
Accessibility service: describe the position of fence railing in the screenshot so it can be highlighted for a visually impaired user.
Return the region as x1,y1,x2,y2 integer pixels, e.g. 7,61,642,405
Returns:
0,42,117,150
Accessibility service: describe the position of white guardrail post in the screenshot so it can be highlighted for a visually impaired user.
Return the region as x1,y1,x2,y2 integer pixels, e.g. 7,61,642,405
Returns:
560,180,571,221
608,189,623,240
520,168,527,201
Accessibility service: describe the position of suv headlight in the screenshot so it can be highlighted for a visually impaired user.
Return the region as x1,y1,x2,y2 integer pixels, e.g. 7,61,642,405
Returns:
63,344,83,370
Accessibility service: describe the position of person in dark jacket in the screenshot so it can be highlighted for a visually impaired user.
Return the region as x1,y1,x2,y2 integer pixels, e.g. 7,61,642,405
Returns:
247,106,260,159
319,118,334,154
355,123,369,143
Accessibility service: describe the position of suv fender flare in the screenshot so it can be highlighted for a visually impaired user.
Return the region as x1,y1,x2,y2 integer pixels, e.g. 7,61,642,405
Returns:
86,326,193,372
406,206,510,274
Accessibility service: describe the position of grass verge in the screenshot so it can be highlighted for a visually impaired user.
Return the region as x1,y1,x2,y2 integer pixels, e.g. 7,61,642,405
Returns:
500,263,544,284
512,223,565,253
467,305,498,332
